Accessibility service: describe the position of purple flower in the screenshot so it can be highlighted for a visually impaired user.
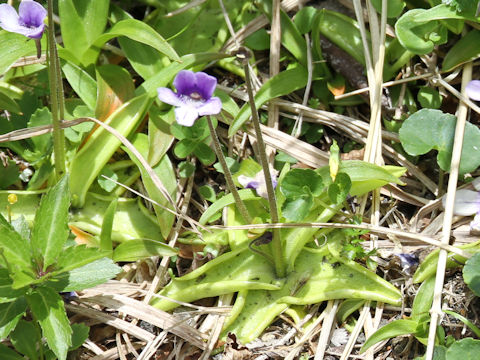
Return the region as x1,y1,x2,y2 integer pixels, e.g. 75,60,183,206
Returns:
0,0,47,39
157,70,222,127
238,169,278,199
466,80,480,101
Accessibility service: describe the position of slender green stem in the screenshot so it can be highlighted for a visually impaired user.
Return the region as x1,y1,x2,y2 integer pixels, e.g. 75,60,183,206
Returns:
206,115,252,224
239,51,285,278
47,0,66,180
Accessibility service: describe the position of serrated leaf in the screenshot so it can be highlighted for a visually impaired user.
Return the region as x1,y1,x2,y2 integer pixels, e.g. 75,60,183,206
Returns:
26,287,72,360
11,320,40,360
0,297,27,340
113,239,177,262
54,245,112,274
0,270,27,303
0,221,33,273
47,258,121,292
399,109,480,174
31,176,70,271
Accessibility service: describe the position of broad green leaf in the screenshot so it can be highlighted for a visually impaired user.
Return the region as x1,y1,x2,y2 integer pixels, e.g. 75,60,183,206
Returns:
54,245,111,274
399,109,480,174
147,107,175,167
194,142,216,166
259,1,308,66
443,30,480,71
0,91,20,114
137,52,231,97
99,199,117,252
317,160,405,196
70,323,89,351
316,9,366,66
199,189,260,224
113,239,177,262
31,176,70,271
281,169,324,198
282,195,313,222
27,107,52,154
59,0,92,59
411,275,435,320
95,64,135,121
294,6,318,34
328,172,352,204
0,31,38,75
151,249,281,312
0,220,33,273
46,258,121,292
336,299,365,323
445,338,480,360
371,0,406,18
11,320,40,360
0,160,19,189
0,344,23,359
70,193,163,242
463,252,480,297
395,5,475,55
119,37,165,80
0,297,27,340
229,66,308,136
69,94,150,207
361,319,419,352
82,19,180,66
125,134,175,239
413,241,480,283
26,287,72,360
223,244,401,343
417,87,442,109
62,61,97,110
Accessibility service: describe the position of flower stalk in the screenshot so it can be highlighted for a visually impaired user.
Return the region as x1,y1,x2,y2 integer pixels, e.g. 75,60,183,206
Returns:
238,49,285,278
47,0,66,180
206,115,252,224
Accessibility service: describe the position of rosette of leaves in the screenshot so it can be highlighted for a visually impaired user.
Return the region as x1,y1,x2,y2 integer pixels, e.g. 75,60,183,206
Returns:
0,177,121,359
152,160,405,343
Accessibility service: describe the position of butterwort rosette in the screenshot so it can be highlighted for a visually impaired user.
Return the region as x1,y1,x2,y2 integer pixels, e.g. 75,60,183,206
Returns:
157,70,222,127
0,0,47,39
238,169,278,199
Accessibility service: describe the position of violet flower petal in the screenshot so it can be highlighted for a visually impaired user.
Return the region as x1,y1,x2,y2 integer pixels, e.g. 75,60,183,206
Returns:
157,87,184,107
173,70,196,96
0,1,46,39
19,0,47,28
194,71,217,99
174,106,199,127
466,80,480,101
446,189,480,216
0,4,21,32
197,97,222,116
